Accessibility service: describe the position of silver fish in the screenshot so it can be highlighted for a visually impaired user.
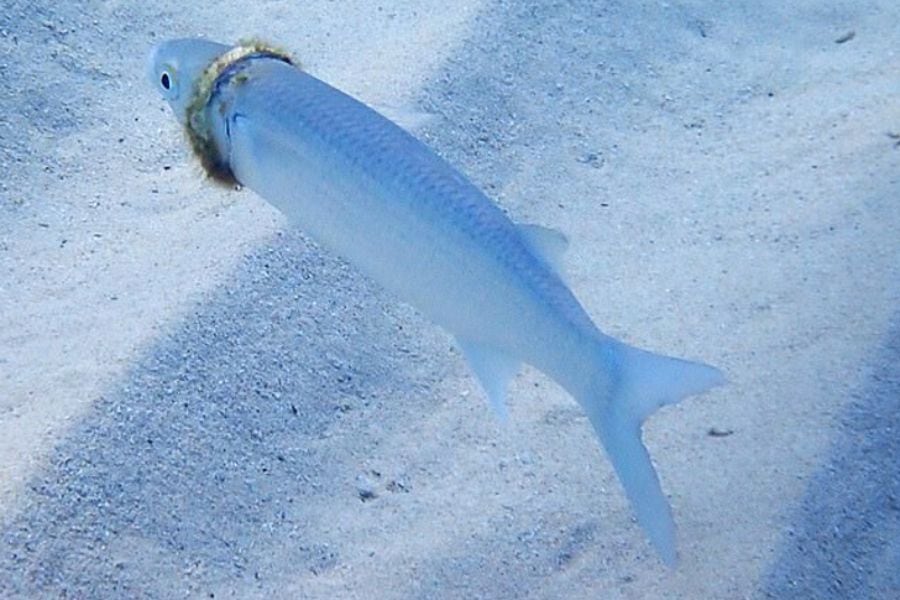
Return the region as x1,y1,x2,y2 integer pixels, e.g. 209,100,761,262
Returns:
147,38,724,565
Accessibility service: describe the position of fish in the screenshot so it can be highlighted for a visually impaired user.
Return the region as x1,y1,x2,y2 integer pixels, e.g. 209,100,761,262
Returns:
147,38,725,565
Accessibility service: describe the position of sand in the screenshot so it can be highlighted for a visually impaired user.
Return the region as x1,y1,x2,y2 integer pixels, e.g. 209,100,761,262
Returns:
1,1,898,598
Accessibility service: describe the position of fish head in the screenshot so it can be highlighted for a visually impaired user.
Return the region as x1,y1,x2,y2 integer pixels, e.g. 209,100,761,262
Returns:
147,38,231,124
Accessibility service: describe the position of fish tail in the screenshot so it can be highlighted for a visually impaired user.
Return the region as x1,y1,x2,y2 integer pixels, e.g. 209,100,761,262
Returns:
580,341,725,566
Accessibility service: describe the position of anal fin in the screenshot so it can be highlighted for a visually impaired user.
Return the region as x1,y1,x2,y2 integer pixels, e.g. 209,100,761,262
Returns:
457,339,521,423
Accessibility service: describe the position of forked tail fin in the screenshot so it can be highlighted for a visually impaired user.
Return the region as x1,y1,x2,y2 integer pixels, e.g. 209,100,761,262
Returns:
581,342,725,566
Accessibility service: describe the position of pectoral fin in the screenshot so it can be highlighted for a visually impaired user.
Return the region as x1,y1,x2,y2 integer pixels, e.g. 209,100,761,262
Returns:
457,338,521,423
370,103,437,133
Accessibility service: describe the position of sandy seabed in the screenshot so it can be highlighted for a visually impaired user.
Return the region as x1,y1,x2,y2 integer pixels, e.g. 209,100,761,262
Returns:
1,1,898,598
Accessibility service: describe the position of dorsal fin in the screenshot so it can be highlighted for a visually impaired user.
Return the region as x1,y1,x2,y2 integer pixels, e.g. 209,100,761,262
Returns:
518,223,569,273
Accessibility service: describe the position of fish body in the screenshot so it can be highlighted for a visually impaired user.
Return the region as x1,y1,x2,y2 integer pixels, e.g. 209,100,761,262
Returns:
218,58,595,389
148,38,724,565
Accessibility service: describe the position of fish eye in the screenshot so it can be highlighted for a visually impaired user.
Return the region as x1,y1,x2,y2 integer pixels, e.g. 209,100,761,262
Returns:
157,66,178,98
